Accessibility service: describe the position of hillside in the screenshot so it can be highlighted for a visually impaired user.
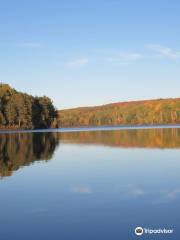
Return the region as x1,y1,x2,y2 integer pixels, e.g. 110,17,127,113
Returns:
0,83,57,129
58,98,180,127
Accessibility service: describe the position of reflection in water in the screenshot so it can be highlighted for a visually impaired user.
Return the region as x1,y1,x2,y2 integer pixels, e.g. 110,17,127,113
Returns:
0,128,180,239
60,128,180,148
0,128,179,177
0,132,59,177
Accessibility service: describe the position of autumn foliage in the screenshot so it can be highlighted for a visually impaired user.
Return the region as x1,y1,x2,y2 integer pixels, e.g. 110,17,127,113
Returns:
58,98,180,127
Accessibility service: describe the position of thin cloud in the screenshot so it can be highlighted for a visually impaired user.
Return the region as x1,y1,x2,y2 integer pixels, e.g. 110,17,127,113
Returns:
66,58,89,68
153,188,180,204
19,42,45,48
72,186,92,194
106,52,142,64
113,185,145,199
167,188,180,200
147,44,180,60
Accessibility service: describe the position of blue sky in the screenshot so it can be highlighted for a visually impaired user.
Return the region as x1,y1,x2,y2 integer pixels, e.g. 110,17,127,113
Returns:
0,0,180,109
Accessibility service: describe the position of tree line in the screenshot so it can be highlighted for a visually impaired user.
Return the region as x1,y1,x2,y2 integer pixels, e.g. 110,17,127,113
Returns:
1,83,179,130
58,98,180,127
0,83,57,129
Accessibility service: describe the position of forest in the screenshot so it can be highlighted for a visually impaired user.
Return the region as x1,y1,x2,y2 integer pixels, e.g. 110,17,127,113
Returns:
0,83,57,129
58,98,180,127
0,83,180,130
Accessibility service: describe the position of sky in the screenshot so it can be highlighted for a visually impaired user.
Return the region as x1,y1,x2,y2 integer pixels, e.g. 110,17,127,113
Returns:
0,0,180,109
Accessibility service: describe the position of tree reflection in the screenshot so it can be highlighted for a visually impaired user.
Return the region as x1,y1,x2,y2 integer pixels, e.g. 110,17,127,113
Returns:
59,128,180,149
0,132,59,177
0,128,179,177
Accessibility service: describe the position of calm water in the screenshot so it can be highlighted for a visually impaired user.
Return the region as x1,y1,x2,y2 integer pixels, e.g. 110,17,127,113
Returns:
0,127,180,239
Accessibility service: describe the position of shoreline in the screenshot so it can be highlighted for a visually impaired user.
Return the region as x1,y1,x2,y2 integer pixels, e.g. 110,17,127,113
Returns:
0,124,180,134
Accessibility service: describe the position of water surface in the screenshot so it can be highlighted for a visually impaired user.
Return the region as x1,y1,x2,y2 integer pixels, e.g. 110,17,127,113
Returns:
0,127,180,239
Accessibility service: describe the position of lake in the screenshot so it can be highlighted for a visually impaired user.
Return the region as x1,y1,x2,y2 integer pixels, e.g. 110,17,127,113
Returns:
0,127,180,239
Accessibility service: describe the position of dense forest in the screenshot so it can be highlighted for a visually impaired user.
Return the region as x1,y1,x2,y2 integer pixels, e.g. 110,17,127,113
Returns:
58,98,180,127
0,83,57,129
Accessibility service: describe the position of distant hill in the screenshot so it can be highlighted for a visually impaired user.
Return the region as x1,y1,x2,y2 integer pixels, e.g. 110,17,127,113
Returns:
58,98,180,127
0,83,57,130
